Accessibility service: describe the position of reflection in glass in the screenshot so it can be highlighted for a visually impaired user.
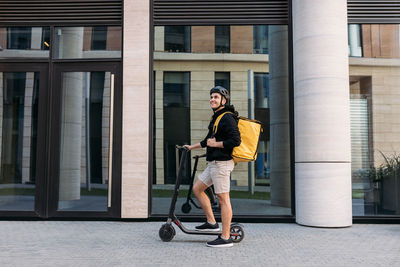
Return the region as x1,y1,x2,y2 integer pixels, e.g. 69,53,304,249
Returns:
58,72,111,211
215,26,230,53
0,72,39,211
350,24,400,216
215,72,230,91
91,26,108,50
254,73,269,183
164,26,191,53
152,25,291,216
254,73,269,108
7,27,31,49
348,24,362,57
0,27,50,58
162,72,191,184
54,26,122,59
254,25,268,54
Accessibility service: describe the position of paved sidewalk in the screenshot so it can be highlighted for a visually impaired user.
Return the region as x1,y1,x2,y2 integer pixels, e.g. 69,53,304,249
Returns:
0,221,399,266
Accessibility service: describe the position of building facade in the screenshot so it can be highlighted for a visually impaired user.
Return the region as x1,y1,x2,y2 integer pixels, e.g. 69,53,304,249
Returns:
0,0,399,226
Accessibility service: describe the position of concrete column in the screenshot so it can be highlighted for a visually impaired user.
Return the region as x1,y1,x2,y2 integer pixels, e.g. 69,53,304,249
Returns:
122,0,149,218
268,25,291,207
58,28,84,203
154,27,164,52
59,72,83,202
58,27,84,58
293,0,352,227
30,27,42,50
348,24,362,57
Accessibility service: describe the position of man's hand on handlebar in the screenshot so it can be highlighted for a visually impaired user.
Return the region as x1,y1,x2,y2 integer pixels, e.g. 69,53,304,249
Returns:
183,143,202,151
183,145,192,150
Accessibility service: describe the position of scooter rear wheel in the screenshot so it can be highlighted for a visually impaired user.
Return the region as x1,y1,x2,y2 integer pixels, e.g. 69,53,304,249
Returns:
230,224,244,243
159,223,175,242
181,203,192,213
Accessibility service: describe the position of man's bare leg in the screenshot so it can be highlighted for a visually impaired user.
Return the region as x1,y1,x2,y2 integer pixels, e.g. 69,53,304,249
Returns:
193,180,216,223
216,192,232,239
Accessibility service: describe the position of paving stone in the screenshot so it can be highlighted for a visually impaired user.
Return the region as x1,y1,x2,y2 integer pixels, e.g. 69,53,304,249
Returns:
0,221,399,266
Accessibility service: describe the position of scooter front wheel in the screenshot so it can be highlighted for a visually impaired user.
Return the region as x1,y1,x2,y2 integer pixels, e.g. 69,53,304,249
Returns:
159,223,175,242
230,224,244,243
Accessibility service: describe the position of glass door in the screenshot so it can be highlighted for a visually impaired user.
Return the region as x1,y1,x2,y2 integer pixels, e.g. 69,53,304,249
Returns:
0,63,48,216
48,62,121,217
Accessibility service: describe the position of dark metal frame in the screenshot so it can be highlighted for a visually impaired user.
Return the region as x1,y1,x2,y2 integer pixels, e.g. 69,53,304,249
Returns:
48,62,122,218
0,25,123,219
0,62,49,218
148,0,296,222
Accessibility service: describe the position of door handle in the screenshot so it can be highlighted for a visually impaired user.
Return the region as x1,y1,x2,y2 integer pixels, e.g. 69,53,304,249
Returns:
108,73,115,208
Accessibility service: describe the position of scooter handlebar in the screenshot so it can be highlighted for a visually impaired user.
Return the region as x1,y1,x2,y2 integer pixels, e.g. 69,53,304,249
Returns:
175,145,189,151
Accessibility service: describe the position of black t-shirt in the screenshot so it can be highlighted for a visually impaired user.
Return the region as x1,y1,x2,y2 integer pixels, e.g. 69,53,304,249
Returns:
200,107,241,161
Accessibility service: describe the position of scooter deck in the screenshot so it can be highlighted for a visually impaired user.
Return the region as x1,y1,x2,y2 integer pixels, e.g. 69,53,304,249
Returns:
172,217,242,236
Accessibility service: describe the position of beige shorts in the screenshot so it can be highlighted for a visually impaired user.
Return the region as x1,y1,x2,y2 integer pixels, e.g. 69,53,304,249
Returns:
198,160,235,194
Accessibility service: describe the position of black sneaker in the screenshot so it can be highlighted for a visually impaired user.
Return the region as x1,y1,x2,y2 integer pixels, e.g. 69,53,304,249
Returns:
195,222,220,231
206,236,233,248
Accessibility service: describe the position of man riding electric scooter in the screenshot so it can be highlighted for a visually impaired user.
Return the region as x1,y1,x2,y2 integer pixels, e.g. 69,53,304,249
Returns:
184,86,241,247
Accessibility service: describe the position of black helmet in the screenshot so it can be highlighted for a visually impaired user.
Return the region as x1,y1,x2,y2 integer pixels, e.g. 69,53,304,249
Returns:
210,86,230,103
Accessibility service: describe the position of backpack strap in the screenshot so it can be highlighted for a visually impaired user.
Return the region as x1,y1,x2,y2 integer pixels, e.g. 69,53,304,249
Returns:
212,111,233,136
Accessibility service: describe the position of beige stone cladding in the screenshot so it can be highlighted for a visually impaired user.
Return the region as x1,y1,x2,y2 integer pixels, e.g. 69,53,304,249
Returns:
122,0,150,218
350,58,400,167
153,57,268,186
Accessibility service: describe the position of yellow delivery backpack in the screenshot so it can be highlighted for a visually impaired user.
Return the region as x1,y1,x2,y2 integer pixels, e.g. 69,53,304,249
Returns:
213,112,263,164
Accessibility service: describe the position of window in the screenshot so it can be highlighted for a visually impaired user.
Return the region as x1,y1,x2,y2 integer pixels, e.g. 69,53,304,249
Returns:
349,24,400,216
348,24,362,57
253,25,268,54
41,28,50,51
215,26,230,53
7,27,31,50
0,71,39,211
91,26,107,50
254,73,269,182
153,25,291,216
0,27,50,58
164,26,191,53
215,72,230,91
162,72,191,185
58,71,112,211
53,26,122,59
254,73,269,108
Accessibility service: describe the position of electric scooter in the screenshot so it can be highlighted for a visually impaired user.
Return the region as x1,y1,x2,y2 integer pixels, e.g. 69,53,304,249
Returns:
181,153,220,214
159,145,244,243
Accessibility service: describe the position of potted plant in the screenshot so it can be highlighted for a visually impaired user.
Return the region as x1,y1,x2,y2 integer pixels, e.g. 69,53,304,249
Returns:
378,152,400,215
357,167,382,215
